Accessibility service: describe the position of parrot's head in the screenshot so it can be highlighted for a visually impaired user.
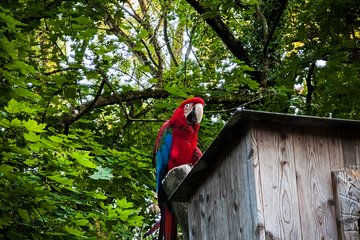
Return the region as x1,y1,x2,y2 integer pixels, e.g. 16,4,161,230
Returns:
170,97,204,127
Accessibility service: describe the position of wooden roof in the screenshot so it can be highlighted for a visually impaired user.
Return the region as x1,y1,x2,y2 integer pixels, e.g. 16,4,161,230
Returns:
169,109,360,202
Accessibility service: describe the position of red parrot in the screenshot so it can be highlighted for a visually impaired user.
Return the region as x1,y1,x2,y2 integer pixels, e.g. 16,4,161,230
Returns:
153,97,204,240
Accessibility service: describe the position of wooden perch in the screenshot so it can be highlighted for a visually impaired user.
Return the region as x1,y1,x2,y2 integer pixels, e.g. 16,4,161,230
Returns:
162,164,192,240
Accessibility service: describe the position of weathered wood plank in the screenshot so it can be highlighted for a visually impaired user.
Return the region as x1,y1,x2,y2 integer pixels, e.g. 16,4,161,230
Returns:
200,179,213,240
293,127,338,239
244,129,261,240
225,146,240,240
228,130,259,239
211,167,221,240
332,170,360,240
250,127,266,239
326,130,345,170
253,125,302,239
342,132,358,167
188,191,201,239
220,146,233,239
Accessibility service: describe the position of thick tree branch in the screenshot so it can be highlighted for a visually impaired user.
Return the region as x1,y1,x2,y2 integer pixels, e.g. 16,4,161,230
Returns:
184,0,250,65
77,88,255,111
62,84,257,130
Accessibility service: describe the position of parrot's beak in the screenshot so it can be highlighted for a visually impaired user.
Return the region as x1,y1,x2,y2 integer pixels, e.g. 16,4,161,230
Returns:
186,103,203,125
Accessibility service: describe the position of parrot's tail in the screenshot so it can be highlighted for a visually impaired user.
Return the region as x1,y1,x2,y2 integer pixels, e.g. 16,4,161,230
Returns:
158,204,177,240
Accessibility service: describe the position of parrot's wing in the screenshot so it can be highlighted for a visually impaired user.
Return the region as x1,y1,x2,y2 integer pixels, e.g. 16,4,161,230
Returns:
154,121,173,192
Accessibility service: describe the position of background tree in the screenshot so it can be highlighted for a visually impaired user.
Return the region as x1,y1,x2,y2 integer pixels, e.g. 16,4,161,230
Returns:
0,0,359,239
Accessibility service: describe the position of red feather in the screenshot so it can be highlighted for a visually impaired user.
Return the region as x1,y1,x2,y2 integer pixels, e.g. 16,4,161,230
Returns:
167,97,204,170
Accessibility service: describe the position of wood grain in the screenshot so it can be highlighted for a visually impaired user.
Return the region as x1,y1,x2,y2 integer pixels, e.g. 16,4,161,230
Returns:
253,124,302,239
250,127,266,239
293,127,338,239
326,130,344,170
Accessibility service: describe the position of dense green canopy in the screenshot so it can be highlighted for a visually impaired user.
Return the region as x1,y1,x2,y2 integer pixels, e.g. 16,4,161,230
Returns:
0,0,359,238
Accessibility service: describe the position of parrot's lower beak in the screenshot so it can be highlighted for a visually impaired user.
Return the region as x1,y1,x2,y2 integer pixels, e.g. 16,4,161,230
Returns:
186,103,203,125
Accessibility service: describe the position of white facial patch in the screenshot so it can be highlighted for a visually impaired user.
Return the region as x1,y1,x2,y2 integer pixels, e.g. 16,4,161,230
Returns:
184,103,203,124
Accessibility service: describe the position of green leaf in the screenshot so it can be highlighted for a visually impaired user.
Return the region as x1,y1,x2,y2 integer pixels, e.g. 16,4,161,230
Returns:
89,166,113,180
0,118,10,127
241,65,255,72
164,85,188,98
92,192,107,200
9,145,31,156
40,138,57,150
0,217,11,227
4,98,21,114
5,60,36,74
71,151,97,168
246,79,260,90
48,175,74,186
0,164,14,175
117,209,132,221
64,226,85,237
117,198,133,209
74,219,89,226
24,131,41,142
48,136,63,144
18,209,31,222
9,118,22,127
24,158,38,166
13,87,40,101
128,215,143,226
27,142,40,151
23,119,46,133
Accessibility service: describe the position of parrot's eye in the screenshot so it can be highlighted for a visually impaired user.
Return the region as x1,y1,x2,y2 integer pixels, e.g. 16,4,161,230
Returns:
184,103,191,108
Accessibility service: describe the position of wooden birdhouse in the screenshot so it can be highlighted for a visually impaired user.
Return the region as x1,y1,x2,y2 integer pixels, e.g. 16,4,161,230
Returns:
165,110,360,240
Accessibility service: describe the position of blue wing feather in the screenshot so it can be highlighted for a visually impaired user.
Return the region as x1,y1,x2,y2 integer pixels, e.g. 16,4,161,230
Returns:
155,127,173,192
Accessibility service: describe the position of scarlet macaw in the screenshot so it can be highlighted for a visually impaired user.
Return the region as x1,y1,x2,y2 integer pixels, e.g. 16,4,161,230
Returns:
153,97,204,240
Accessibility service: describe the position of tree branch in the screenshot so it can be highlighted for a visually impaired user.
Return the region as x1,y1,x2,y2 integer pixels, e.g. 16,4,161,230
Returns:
204,92,277,113
74,88,255,111
305,62,316,114
104,11,161,79
184,0,250,65
163,9,179,67
64,78,106,134
256,5,270,87
263,0,288,58
122,0,164,75
43,67,79,76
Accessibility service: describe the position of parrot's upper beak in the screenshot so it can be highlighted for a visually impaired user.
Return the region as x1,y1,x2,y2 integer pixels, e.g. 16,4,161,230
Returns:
186,103,203,125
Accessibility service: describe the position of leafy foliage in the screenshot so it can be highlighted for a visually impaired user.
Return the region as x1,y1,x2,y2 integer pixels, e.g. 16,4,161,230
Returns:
0,0,359,238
